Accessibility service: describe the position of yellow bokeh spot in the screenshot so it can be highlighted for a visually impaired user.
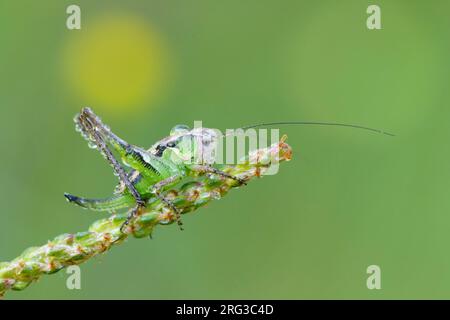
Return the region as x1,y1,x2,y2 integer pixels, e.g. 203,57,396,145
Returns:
63,14,170,113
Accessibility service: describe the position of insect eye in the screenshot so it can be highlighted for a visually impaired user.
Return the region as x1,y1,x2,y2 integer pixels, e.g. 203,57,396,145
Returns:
154,144,166,157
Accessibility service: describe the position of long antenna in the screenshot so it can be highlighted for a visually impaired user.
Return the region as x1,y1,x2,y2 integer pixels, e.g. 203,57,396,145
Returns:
239,121,394,136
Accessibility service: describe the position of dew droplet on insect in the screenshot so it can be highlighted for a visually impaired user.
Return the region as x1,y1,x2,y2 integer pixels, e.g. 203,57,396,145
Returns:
88,141,97,149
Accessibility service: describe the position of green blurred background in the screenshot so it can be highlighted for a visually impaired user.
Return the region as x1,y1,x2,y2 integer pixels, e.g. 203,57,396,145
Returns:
1,0,449,299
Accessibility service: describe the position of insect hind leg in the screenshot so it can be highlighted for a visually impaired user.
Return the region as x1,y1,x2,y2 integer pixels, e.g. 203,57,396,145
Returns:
64,193,134,212
75,108,145,208
78,107,130,155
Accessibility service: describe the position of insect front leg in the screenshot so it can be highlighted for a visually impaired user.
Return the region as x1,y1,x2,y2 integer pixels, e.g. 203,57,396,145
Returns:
79,107,139,161
189,165,247,186
76,110,145,207
120,204,145,233
149,175,184,230
78,108,166,179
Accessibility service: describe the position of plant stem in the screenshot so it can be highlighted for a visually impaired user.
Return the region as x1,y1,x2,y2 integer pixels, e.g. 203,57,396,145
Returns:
0,140,292,297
